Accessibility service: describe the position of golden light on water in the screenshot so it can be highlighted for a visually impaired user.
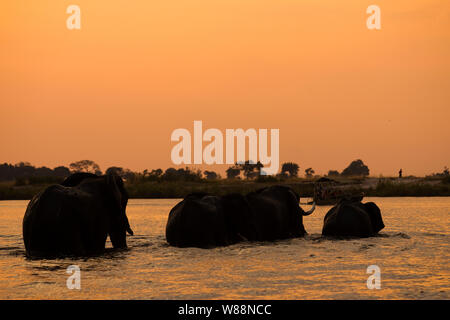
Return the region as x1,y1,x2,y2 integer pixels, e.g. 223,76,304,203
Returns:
0,198,448,299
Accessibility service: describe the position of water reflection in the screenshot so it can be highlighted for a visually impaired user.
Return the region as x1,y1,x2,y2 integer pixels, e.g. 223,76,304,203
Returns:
0,197,448,299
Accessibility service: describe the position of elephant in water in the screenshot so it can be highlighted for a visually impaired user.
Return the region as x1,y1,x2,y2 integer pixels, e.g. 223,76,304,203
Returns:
322,198,384,237
166,185,316,248
246,185,316,241
23,172,133,258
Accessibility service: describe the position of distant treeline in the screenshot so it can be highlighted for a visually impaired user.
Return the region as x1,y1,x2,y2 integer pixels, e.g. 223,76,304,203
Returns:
1,159,449,185
1,159,449,184
0,159,378,184
0,162,70,185
0,160,449,200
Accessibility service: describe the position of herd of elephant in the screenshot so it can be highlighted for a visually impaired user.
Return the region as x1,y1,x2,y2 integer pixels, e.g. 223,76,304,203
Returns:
22,173,385,258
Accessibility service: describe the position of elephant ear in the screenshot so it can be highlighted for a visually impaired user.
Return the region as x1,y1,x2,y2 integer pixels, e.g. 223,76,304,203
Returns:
106,173,133,235
364,202,385,233
106,173,123,216
221,193,257,241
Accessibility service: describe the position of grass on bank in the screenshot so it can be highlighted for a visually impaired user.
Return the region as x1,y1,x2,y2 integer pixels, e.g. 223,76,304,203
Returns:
0,176,449,200
365,178,450,197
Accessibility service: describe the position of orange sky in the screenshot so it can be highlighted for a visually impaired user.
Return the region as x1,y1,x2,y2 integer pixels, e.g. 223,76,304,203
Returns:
1,0,449,176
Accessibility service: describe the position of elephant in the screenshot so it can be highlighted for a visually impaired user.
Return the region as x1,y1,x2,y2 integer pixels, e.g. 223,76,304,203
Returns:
166,192,255,248
322,198,384,237
165,185,316,248
246,185,315,241
22,172,134,258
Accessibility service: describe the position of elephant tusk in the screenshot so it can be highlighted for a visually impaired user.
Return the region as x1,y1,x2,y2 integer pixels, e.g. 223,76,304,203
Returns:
301,202,316,216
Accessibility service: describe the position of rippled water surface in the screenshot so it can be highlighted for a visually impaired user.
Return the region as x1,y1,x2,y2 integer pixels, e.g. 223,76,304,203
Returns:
0,197,449,299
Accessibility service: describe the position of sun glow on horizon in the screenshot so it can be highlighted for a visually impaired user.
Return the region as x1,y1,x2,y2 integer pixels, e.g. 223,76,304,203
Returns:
0,0,449,176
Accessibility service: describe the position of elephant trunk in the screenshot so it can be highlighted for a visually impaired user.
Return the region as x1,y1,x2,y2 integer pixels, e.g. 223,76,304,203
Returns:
300,202,316,216
125,215,134,235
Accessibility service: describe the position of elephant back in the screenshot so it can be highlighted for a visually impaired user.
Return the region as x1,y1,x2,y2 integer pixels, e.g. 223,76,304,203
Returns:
247,185,306,240
166,196,227,247
322,202,373,237
221,193,258,242
22,184,89,257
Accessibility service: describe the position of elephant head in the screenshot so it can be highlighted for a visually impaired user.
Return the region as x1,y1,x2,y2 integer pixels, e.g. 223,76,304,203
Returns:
364,202,385,233
292,189,316,235
322,200,384,237
105,173,134,249
64,172,134,249
249,186,316,239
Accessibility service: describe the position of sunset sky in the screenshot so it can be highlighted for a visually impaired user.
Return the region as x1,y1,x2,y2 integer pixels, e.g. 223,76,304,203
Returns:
1,0,449,176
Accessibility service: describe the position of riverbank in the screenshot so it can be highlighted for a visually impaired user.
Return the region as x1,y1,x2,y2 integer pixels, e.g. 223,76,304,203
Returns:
1,176,449,200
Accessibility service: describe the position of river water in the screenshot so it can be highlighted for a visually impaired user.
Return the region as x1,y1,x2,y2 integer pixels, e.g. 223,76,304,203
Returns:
0,197,448,299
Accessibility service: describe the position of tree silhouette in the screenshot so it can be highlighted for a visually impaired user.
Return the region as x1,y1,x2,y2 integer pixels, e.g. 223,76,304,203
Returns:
142,168,163,181
305,167,315,178
105,166,135,181
0,163,70,182
106,167,125,176
203,170,218,180
163,168,178,181
53,166,71,177
281,162,299,178
226,166,241,179
162,167,202,182
327,170,340,177
150,168,163,177
341,159,369,177
237,161,264,180
69,160,102,175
